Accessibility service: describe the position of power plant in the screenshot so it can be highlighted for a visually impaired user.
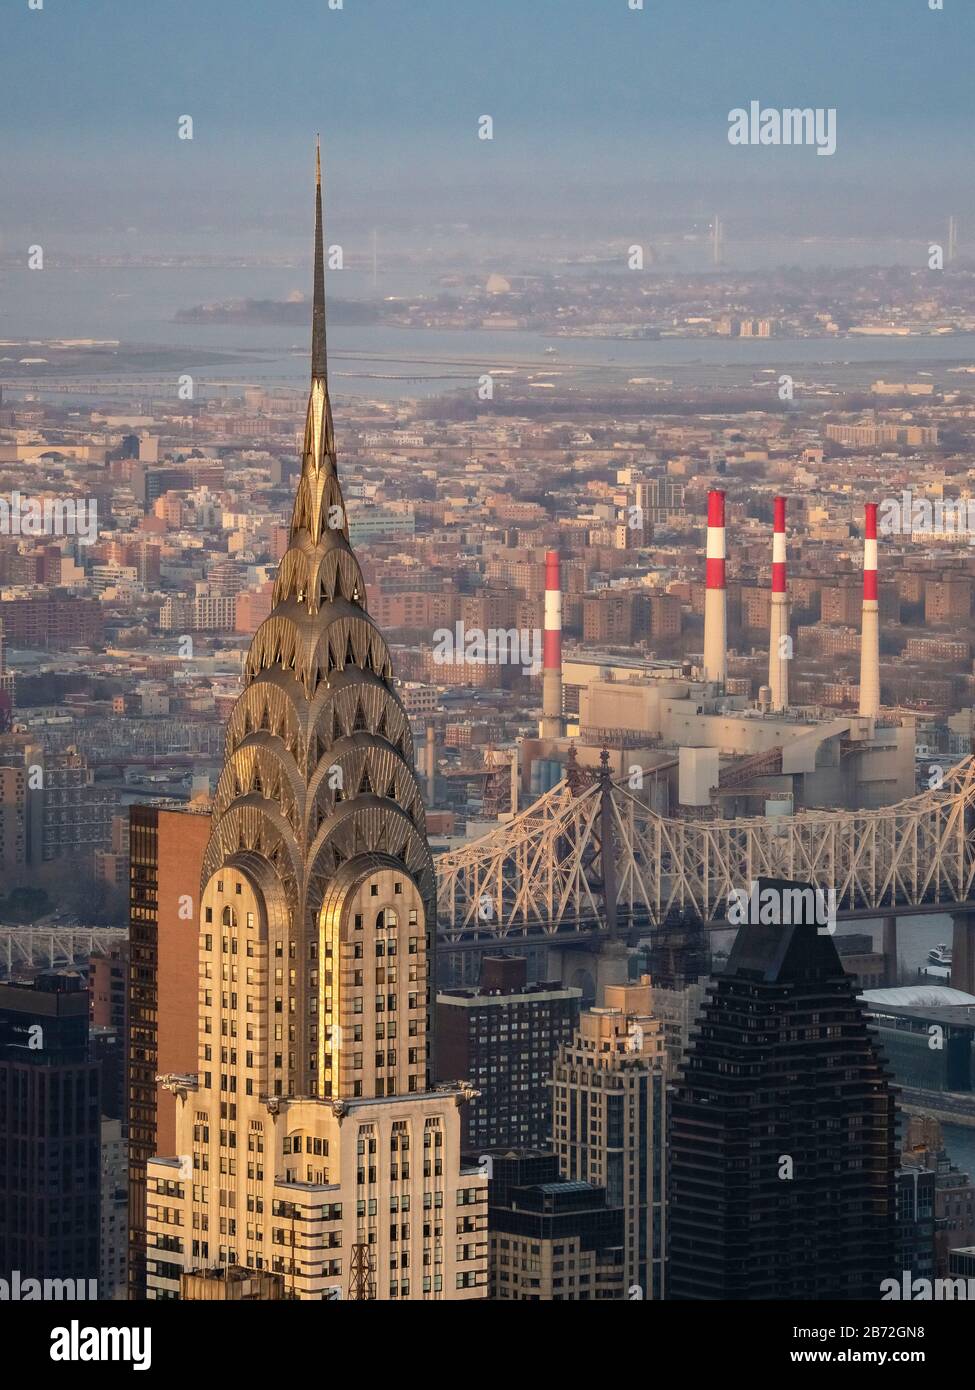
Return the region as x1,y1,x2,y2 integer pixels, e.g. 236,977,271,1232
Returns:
521,488,913,821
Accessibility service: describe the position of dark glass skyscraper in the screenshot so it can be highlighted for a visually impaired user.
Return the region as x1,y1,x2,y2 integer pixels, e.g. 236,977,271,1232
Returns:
669,886,897,1300
0,971,100,1288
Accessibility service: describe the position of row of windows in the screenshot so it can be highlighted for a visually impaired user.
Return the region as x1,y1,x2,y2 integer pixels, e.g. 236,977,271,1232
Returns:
389,1277,443,1295
356,1196,444,1215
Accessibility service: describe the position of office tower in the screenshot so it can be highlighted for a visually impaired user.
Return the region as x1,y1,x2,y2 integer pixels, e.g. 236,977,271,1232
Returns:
90,940,128,1032
93,947,129,1299
668,887,898,1300
767,496,790,711
552,979,667,1298
702,489,727,687
859,502,881,719
0,734,43,869
0,618,13,722
0,763,29,870
425,720,437,804
900,1115,975,1276
92,1021,126,1125
145,149,488,1302
0,735,113,867
0,971,100,1289
896,1166,936,1287
100,1118,128,1300
43,746,115,860
127,803,212,1298
649,979,708,1077
485,1151,625,1300
948,1247,975,1285
436,956,581,1151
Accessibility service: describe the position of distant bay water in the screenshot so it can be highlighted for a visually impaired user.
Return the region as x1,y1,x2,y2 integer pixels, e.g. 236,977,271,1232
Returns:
4,258,975,400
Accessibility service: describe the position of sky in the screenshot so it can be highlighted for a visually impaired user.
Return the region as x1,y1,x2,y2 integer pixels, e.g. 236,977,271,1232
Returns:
1,0,973,242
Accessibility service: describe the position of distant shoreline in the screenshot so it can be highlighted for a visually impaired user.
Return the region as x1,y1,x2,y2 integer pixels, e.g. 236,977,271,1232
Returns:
175,297,386,327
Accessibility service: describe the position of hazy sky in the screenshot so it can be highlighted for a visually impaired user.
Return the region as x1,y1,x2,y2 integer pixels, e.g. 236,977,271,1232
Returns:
2,0,973,240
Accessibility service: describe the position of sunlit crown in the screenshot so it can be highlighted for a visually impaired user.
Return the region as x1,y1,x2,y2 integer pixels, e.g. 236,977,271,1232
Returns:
202,144,435,930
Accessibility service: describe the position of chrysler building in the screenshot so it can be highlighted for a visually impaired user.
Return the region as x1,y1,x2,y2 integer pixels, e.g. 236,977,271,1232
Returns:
146,148,487,1300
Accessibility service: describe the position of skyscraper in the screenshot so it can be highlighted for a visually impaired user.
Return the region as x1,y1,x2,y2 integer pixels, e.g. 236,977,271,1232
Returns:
552,979,668,1298
436,955,580,1151
485,1151,625,1301
668,883,898,1300
0,971,100,1290
145,148,487,1301
128,802,211,1298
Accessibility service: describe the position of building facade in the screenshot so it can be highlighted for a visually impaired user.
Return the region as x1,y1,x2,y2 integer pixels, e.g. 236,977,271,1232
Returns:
437,955,580,1151
127,803,212,1297
552,980,668,1298
100,1117,129,1300
486,1151,625,1301
0,972,101,1290
145,155,488,1302
0,735,113,869
668,892,898,1300
900,1115,975,1277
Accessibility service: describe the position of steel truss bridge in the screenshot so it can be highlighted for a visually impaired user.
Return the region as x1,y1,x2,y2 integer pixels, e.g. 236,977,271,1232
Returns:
5,763,975,978
435,756,975,947
0,927,127,977
35,718,226,762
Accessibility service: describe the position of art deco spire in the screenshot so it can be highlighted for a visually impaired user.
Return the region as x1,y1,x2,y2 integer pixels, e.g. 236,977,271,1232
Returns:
299,136,336,491
201,149,436,1100
142,152,483,1306
312,137,327,383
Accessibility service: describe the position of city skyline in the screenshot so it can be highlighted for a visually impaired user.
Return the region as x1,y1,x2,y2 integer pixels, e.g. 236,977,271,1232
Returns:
5,0,975,1347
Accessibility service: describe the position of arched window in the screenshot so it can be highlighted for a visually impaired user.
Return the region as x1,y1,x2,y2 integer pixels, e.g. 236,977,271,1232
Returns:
222,906,238,929
376,909,398,931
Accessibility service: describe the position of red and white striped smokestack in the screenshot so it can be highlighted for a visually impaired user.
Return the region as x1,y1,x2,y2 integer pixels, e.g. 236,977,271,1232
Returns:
540,549,563,738
767,495,790,711
859,502,880,719
703,489,727,686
